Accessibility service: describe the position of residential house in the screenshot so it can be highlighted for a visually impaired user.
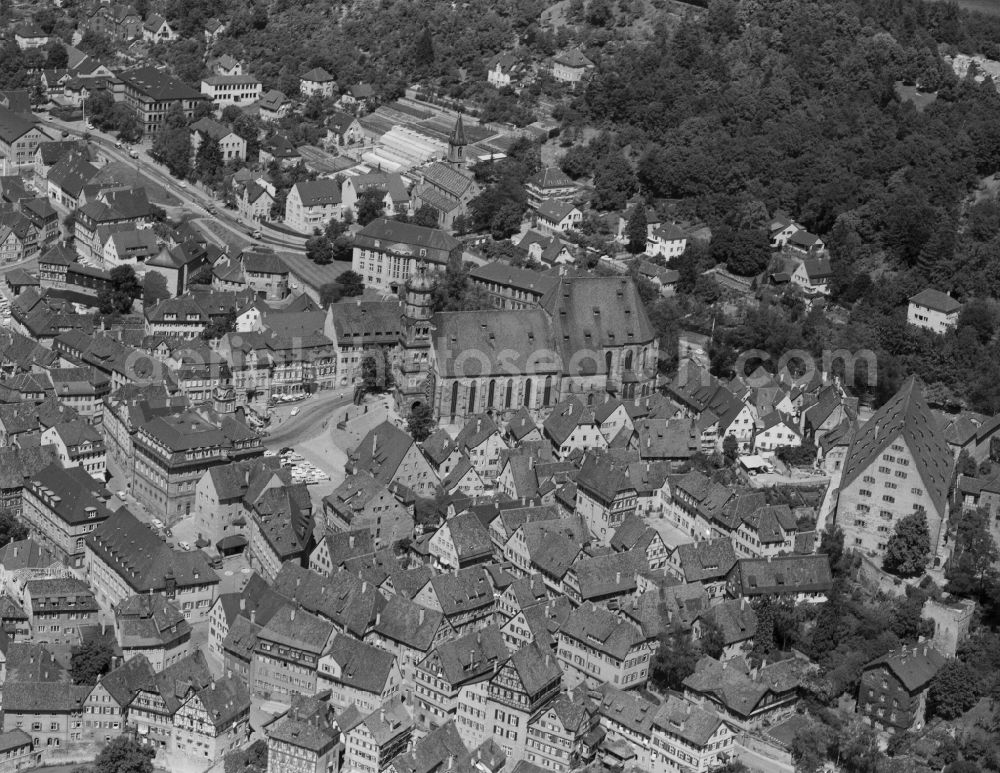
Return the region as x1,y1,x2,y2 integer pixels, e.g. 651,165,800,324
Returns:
0,107,46,169
341,173,410,220
256,90,291,123
536,201,582,234
726,555,833,603
284,180,342,234
14,24,48,49
346,421,438,498
300,68,336,97
320,472,414,548
340,700,412,773
142,14,177,42
22,578,98,646
428,511,493,571
237,179,274,223
487,54,518,89
556,602,655,690
645,223,687,260
669,539,737,600
114,593,192,671
190,117,247,163
907,289,961,334
1,682,91,752
526,167,577,210
20,462,113,569
683,654,811,730
251,604,334,703
83,656,155,741
857,644,946,733
317,634,403,713
413,567,495,636
551,49,594,83
39,419,106,480
264,693,340,773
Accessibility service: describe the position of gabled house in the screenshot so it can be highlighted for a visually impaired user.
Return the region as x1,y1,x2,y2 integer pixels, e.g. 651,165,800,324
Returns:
536,200,582,234
544,398,606,459
318,633,402,713
346,421,438,498
320,471,414,548
646,223,687,260
142,14,178,42
908,288,961,334
857,644,946,733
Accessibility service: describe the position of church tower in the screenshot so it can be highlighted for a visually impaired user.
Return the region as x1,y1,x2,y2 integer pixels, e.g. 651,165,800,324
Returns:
447,114,468,166
395,260,436,414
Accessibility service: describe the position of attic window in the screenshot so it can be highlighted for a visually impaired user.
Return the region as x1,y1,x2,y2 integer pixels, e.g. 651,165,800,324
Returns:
593,307,600,315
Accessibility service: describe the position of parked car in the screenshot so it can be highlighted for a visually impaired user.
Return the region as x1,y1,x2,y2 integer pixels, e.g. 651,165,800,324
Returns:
151,518,164,529
290,407,300,417
178,541,192,551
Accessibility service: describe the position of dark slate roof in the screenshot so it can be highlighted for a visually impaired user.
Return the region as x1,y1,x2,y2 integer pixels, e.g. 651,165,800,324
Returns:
86,509,218,593
865,644,946,692
324,634,396,694
909,288,961,314
98,654,156,707
731,555,833,596
559,602,648,660
372,596,442,652
676,539,737,583
840,377,953,515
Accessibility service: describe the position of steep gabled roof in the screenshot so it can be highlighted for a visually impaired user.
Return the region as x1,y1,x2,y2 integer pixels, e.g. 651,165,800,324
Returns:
840,377,953,514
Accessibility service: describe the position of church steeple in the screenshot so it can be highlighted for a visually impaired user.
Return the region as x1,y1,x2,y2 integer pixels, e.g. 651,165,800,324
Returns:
447,114,467,165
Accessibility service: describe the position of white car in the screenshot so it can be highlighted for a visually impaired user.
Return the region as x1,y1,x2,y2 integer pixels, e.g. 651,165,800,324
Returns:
290,407,300,417
178,541,192,551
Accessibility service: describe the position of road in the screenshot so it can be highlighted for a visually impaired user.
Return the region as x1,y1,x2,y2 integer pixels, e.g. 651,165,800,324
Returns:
45,116,308,254
263,389,354,448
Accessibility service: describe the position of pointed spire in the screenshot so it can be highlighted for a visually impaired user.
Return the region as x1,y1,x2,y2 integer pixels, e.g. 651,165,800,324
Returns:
450,114,468,147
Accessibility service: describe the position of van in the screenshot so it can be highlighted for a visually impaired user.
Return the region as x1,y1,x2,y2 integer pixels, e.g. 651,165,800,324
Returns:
129,149,139,159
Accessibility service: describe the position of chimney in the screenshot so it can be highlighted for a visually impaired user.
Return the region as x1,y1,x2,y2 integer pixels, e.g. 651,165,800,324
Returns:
362,581,368,593
740,597,745,610
419,608,425,625
289,608,296,621
250,609,256,624
380,709,385,724
447,755,455,770
349,535,355,549
376,612,381,626
372,432,378,455
615,571,621,584
239,598,246,611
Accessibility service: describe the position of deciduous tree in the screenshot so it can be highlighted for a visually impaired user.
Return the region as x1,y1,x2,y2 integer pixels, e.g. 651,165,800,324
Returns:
94,737,154,773
70,638,114,685
883,511,931,578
